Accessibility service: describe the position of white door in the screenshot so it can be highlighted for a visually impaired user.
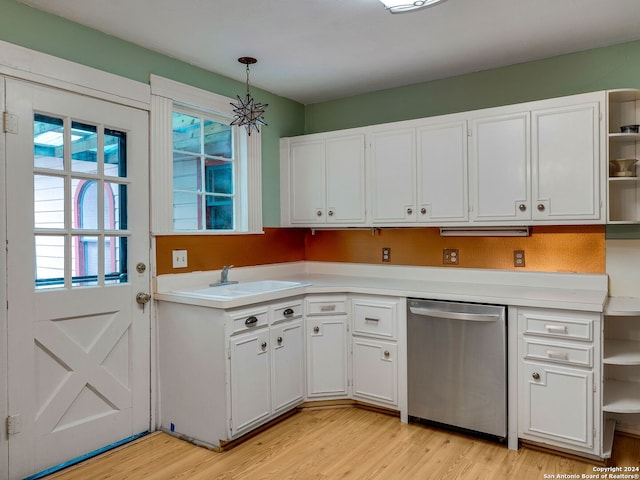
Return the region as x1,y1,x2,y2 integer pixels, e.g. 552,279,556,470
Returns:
290,140,326,224
371,128,417,224
5,79,150,479
271,319,304,414
325,135,366,224
306,317,348,398
229,329,271,437
532,100,602,221
469,111,531,223
417,120,468,223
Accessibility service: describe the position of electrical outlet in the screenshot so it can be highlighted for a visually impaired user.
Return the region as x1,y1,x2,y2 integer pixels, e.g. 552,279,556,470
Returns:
514,249,525,267
172,249,188,268
443,248,458,265
382,247,391,262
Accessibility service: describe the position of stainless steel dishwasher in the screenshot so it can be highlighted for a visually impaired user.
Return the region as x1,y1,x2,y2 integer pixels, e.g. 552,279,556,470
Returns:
407,298,507,442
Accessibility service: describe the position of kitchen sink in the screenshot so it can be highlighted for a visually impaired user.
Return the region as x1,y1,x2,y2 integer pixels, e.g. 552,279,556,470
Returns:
170,280,310,300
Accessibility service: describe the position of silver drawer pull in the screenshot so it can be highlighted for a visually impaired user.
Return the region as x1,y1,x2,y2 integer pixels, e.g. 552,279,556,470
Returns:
546,350,569,360
545,324,567,334
283,308,295,318
364,317,380,323
320,305,336,312
245,316,258,326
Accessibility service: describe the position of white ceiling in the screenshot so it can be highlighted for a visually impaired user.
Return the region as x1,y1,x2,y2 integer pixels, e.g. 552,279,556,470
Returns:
18,0,640,105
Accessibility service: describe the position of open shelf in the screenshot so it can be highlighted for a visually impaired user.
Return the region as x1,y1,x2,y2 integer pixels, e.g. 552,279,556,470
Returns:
604,297,640,316
603,380,640,414
604,339,640,365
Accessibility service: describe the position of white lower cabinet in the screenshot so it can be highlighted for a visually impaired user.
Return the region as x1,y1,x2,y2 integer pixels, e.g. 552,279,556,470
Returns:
521,360,594,450
306,298,349,398
228,299,305,438
350,296,400,408
271,318,304,414
229,327,272,437
352,338,397,406
517,307,601,456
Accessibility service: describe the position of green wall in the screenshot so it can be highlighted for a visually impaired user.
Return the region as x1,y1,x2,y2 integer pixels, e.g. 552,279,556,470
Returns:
0,0,305,227
304,40,640,133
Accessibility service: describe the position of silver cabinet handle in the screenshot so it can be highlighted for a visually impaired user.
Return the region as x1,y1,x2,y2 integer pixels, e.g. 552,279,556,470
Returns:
365,317,380,323
532,372,540,380
537,204,545,211
261,341,267,350
328,210,334,216
245,316,258,326
277,336,283,345
316,210,322,217
313,326,320,333
519,203,527,211
545,324,567,334
283,308,294,318
420,207,427,214
409,307,500,322
546,350,569,360
384,350,390,358
320,305,336,312
407,208,413,215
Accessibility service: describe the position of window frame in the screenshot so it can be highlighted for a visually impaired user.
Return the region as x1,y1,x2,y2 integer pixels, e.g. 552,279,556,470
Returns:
150,74,263,235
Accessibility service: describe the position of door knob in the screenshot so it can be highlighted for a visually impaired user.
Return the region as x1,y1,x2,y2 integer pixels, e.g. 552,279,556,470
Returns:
519,204,526,212
136,292,151,305
532,372,540,380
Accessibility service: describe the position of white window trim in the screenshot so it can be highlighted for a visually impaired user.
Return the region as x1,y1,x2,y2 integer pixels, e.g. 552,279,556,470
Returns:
150,74,263,235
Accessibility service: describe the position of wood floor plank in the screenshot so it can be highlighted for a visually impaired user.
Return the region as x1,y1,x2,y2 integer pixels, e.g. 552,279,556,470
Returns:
45,408,640,480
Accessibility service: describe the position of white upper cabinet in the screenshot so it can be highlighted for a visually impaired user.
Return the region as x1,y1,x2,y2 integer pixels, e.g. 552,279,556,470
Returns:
280,91,606,228
370,128,417,224
417,120,468,223
281,133,366,226
532,96,603,222
469,110,530,223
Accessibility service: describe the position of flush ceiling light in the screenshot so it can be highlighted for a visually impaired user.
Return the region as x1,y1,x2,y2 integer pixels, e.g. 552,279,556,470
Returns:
380,0,448,14
230,57,268,136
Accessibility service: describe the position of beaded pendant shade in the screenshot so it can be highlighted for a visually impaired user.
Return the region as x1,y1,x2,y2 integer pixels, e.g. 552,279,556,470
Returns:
230,57,268,136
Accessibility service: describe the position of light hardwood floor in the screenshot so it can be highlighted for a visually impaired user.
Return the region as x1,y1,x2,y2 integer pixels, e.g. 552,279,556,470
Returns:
47,408,640,480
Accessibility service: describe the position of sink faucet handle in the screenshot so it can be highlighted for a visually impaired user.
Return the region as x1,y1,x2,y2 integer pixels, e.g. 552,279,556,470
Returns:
221,264,234,283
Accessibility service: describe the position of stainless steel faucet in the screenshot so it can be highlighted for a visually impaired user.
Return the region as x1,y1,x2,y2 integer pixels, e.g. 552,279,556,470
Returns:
221,265,234,283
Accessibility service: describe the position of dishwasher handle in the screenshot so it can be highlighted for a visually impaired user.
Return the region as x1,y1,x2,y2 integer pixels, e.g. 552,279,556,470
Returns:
409,306,501,322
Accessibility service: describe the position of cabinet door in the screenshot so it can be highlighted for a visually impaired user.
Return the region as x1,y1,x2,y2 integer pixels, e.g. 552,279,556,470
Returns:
229,329,271,437
271,319,304,414
417,120,468,223
532,101,602,221
520,361,594,451
352,338,397,406
469,112,530,223
371,128,416,224
306,317,348,398
290,140,326,223
326,135,366,224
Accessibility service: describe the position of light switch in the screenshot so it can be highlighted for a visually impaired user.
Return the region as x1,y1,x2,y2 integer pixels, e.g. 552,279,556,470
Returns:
172,250,188,268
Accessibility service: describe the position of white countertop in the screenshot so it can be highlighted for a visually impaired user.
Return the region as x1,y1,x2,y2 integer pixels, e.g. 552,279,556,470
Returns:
154,262,609,312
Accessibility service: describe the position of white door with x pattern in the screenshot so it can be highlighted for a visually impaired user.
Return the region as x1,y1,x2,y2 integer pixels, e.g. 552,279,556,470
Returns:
5,78,150,479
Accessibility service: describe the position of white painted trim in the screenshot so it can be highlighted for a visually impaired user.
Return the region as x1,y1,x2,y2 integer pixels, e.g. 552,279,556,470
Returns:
150,75,263,234
0,40,150,109
0,76,8,479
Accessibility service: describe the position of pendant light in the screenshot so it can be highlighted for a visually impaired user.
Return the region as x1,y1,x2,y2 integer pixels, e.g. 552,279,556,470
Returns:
230,57,268,135
380,0,448,14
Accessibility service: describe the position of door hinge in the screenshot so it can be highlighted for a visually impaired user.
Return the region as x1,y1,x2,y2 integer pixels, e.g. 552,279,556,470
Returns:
3,112,18,134
467,128,472,137
7,414,22,435
593,427,597,439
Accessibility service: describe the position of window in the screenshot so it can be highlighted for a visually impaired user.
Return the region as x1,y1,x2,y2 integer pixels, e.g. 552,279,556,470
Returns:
150,75,263,234
172,109,235,230
33,113,129,289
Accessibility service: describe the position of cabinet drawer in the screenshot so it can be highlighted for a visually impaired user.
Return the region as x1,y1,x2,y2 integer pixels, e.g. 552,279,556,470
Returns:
522,312,594,341
352,301,396,339
523,339,593,367
306,296,347,316
272,301,303,324
229,308,269,335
